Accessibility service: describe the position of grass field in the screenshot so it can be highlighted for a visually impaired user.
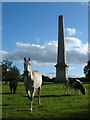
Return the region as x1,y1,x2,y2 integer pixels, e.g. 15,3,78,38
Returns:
2,81,89,119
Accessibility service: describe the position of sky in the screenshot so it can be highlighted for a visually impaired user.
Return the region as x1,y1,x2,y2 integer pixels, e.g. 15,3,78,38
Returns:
1,0,89,2
0,2,2,51
0,2,89,78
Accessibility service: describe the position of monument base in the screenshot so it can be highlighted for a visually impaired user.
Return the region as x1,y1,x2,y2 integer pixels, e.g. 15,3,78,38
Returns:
55,63,68,83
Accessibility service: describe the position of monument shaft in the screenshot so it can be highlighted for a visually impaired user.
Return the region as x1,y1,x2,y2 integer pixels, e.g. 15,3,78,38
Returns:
55,15,68,82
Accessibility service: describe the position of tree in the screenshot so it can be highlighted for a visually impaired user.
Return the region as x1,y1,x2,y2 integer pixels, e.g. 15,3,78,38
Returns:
1,59,21,83
7,65,21,81
2,59,12,83
84,60,90,80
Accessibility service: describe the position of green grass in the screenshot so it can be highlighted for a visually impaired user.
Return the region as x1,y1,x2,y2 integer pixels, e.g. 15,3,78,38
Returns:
2,82,89,119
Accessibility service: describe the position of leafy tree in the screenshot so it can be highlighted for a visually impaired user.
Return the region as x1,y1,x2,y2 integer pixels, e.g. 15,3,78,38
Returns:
7,65,21,81
2,59,12,83
84,60,90,80
1,59,21,83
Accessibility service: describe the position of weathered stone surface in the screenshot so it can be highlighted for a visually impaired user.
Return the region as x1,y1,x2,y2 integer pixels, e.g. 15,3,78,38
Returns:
55,15,68,83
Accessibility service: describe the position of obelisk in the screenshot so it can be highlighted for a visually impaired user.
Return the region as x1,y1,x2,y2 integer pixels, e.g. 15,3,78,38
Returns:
55,15,68,83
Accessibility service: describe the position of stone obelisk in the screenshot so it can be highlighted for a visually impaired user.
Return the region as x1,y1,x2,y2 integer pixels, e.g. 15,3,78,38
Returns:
55,15,68,83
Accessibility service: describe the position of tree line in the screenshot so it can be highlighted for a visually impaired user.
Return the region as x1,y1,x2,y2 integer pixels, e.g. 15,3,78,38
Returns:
0,59,90,83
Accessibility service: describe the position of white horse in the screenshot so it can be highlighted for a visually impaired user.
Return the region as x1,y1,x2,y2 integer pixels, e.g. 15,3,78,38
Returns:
23,58,42,111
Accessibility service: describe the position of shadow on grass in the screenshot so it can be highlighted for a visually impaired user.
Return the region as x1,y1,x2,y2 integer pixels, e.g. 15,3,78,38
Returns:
2,92,20,95
22,94,74,98
2,104,10,107
2,93,12,95
40,94,72,98
2,103,14,109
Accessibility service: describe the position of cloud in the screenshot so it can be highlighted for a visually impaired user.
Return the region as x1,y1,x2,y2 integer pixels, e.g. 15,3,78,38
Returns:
1,37,88,67
66,50,88,65
0,50,8,61
65,37,88,65
0,50,8,56
65,37,81,48
2,41,57,65
65,27,82,37
66,28,76,36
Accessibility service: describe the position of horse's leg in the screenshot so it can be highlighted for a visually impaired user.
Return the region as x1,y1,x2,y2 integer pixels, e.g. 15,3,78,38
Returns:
26,90,32,111
64,85,67,95
10,88,12,94
67,87,69,94
13,87,16,94
26,90,30,105
38,87,41,105
30,90,33,111
10,86,12,94
64,89,67,95
29,87,34,111
32,88,36,97
9,81,12,94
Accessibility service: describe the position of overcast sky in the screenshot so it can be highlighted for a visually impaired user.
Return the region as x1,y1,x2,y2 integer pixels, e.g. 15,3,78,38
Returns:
1,2,89,78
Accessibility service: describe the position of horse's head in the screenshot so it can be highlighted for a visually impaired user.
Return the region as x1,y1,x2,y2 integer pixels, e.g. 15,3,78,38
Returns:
24,58,31,75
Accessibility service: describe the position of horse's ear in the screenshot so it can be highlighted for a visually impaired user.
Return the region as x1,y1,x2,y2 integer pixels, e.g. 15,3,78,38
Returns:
28,58,30,61
24,58,26,61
